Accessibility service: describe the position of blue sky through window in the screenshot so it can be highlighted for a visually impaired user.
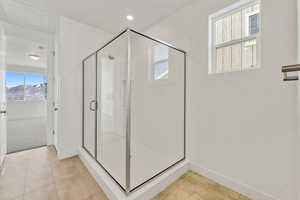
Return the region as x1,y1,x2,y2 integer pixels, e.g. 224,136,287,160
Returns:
25,74,45,86
6,72,24,88
6,72,45,88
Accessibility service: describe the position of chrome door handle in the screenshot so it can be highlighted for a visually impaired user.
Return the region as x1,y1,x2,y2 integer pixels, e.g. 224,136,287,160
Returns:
89,100,97,111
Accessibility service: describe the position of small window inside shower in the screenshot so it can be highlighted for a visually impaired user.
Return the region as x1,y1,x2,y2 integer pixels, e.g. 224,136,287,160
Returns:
152,44,169,80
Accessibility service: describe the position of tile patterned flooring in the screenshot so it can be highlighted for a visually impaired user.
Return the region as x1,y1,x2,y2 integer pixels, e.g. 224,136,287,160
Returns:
0,146,250,200
153,172,250,200
0,146,108,200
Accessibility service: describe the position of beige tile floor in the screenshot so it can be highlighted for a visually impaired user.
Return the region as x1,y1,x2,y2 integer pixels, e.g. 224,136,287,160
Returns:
0,146,249,200
0,146,108,200
153,172,250,200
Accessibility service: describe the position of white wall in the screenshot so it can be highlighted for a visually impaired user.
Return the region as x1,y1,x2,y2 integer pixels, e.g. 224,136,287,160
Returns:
296,1,300,199
56,17,111,159
146,0,298,199
7,101,47,153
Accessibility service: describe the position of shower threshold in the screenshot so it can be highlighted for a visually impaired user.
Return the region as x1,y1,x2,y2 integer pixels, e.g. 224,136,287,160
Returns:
79,148,189,200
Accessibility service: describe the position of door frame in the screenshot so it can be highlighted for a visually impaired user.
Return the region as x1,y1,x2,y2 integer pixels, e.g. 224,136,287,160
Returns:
46,35,55,147
0,22,7,167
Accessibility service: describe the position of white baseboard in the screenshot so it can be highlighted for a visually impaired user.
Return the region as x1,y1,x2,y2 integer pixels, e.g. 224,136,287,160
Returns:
77,147,279,200
0,154,5,168
79,147,189,200
190,162,278,200
0,145,6,170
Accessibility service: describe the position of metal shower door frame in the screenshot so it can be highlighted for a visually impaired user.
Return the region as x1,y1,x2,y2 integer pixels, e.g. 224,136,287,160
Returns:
82,28,187,194
82,54,97,159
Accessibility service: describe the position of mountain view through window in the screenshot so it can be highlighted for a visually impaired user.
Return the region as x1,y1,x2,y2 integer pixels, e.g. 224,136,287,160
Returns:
6,72,47,101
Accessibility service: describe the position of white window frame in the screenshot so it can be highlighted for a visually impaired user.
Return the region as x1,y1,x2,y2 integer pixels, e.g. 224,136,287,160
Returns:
208,0,261,74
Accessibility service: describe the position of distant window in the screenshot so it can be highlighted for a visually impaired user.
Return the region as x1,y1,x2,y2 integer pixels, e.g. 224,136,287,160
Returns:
6,72,47,102
249,13,259,35
209,0,261,74
153,44,169,80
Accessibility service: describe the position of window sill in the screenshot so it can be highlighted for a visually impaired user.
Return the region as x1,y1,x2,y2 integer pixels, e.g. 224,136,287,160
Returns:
7,100,47,104
7,116,47,121
208,65,261,75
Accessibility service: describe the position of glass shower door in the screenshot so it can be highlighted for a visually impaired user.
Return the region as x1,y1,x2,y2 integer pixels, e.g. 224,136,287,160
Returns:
96,33,128,189
129,31,186,190
83,54,97,157
82,29,186,192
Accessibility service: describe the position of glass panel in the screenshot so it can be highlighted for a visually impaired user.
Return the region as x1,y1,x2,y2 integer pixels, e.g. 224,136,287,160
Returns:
249,13,259,35
154,44,169,62
223,15,232,43
223,46,232,72
154,61,168,80
215,46,231,73
216,43,242,72
231,43,242,71
130,32,185,189
6,72,24,101
215,19,223,45
83,55,97,157
232,11,242,40
216,9,242,44
242,39,257,70
24,74,46,101
215,15,232,45
216,48,223,73
97,33,128,189
242,3,260,38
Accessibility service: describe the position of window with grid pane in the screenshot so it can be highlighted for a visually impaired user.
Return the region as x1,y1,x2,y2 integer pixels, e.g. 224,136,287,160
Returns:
209,0,260,74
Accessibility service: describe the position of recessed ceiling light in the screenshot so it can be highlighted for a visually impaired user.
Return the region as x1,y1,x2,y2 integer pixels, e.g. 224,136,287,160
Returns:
29,54,41,61
126,15,134,21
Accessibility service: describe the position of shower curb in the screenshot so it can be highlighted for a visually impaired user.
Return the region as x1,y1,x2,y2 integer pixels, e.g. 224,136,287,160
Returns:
79,147,189,200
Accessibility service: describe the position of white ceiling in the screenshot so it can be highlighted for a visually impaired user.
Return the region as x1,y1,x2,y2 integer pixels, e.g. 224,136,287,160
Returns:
0,0,195,33
0,0,194,69
6,36,48,68
47,0,195,33
0,0,51,33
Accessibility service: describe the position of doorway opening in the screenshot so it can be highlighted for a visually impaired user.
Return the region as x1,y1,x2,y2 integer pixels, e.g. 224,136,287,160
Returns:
5,36,49,154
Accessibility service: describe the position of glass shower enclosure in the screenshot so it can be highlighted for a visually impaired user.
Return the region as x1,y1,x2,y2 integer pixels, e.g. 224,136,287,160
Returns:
82,29,186,193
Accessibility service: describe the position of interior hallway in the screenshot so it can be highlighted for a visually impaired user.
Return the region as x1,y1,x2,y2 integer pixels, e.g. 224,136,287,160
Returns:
0,147,249,200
